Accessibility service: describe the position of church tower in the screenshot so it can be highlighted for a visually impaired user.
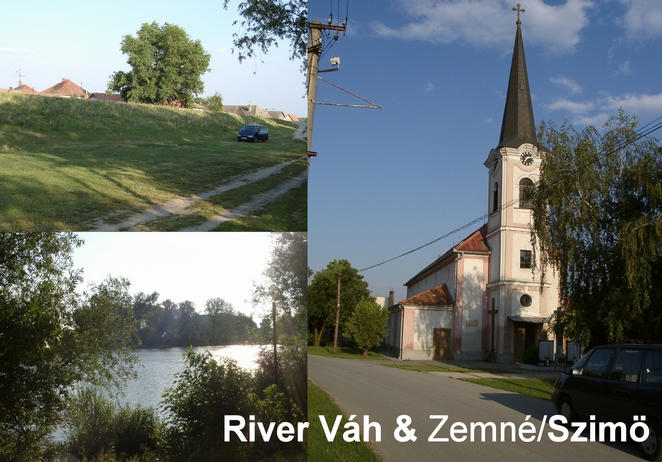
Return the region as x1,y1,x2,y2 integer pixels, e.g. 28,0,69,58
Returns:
483,6,558,363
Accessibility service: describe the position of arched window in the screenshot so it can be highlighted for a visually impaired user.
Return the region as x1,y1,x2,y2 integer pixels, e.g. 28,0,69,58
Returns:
519,178,534,209
492,182,499,213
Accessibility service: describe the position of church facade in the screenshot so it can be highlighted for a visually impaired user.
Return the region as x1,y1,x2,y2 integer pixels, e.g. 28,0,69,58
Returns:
385,18,559,364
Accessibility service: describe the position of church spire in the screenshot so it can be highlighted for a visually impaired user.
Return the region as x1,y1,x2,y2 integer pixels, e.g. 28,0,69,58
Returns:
498,4,536,149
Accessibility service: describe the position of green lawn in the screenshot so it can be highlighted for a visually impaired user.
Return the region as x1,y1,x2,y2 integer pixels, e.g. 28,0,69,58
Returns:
308,381,381,462
458,377,557,401
0,92,305,230
308,345,386,360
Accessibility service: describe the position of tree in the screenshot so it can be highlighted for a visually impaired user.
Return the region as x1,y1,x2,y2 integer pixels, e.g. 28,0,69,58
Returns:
223,0,307,67
207,92,223,112
109,22,211,107
531,111,662,346
344,298,389,356
0,233,138,460
308,259,370,346
253,233,307,415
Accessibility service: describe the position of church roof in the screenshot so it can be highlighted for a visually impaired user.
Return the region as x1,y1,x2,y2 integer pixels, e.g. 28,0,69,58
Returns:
399,283,453,306
405,224,490,287
497,21,536,149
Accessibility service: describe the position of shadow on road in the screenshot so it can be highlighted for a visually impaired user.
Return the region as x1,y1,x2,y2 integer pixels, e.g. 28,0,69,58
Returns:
479,392,643,459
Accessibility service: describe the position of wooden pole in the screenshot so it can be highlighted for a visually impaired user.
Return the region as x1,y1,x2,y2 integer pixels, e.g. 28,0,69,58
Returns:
332,274,341,353
272,301,278,383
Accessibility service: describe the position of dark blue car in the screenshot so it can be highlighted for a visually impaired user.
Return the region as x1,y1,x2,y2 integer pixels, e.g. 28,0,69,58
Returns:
552,344,662,460
237,124,268,142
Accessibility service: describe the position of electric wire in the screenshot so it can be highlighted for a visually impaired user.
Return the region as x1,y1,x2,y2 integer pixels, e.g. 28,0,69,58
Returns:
358,116,662,272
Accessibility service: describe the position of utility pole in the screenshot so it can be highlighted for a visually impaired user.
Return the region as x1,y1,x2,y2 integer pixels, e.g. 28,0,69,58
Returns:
488,299,499,362
16,68,25,86
272,301,278,384
306,20,346,155
332,274,341,353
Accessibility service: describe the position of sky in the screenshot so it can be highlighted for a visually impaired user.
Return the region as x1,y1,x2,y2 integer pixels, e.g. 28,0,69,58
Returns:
0,0,305,115
308,0,662,302
72,233,274,321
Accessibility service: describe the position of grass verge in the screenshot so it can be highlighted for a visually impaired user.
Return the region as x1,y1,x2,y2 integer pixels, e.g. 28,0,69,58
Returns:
383,363,514,373
458,377,556,401
308,345,386,360
308,381,381,462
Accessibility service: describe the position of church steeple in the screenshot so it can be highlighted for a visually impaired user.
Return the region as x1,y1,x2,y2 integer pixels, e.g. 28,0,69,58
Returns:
498,5,536,149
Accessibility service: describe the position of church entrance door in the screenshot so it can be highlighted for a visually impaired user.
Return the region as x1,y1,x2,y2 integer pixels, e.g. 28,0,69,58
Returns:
514,325,526,363
433,328,451,360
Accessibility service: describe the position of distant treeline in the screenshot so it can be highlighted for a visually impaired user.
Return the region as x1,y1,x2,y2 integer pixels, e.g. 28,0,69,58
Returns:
133,292,268,348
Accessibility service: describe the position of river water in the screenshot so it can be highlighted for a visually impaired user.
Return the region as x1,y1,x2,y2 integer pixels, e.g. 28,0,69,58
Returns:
120,345,262,412
53,345,263,441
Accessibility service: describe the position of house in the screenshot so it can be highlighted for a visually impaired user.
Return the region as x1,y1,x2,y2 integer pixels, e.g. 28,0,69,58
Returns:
223,104,269,118
288,114,300,122
8,81,38,94
267,110,288,120
385,17,559,364
88,92,123,102
40,78,88,98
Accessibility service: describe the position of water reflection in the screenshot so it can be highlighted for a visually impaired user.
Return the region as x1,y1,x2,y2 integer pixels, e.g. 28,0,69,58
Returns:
121,345,262,412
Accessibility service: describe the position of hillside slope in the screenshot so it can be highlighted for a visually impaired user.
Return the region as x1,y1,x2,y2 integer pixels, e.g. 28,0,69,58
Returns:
0,93,305,230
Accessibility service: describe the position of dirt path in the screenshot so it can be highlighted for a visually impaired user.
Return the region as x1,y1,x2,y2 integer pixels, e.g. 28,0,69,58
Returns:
292,121,306,141
178,169,307,231
90,159,303,231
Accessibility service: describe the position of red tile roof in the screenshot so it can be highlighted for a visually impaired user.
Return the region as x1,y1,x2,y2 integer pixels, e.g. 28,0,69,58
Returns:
399,284,453,306
89,92,122,102
288,114,299,121
11,84,38,94
405,224,490,287
40,78,87,97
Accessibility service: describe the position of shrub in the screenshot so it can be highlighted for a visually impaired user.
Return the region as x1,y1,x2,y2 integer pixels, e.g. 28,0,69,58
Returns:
344,298,389,355
522,346,539,365
63,386,163,460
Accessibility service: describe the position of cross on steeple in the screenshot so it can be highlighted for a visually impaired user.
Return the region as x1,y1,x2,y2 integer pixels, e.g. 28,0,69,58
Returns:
512,3,526,25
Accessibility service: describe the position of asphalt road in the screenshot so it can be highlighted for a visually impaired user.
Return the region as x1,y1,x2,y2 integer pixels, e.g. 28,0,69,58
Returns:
308,355,642,462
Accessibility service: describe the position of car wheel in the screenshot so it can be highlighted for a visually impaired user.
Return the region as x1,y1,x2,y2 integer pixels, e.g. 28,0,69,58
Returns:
559,397,575,423
641,424,662,461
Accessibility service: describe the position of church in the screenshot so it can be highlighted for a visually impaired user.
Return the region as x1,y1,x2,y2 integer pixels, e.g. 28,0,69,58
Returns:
385,13,560,364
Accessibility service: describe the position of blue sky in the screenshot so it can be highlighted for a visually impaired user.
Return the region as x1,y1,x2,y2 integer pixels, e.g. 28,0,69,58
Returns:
308,0,662,302
0,0,305,115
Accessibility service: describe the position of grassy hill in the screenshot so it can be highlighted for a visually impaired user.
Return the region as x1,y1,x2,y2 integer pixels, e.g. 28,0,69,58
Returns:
0,92,306,230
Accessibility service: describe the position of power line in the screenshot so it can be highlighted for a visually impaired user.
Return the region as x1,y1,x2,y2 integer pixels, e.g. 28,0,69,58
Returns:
358,115,662,273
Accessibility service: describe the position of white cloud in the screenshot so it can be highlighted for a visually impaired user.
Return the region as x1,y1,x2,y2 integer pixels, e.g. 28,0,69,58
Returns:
601,92,662,114
546,98,594,114
549,75,582,94
0,47,34,56
424,82,436,92
616,60,632,75
371,0,593,52
575,112,610,127
620,0,662,39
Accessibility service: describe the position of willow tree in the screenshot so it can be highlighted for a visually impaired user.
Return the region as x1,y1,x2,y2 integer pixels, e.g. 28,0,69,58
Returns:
531,112,662,346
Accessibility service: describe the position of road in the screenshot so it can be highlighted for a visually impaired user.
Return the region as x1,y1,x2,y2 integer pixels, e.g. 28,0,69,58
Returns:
308,355,642,462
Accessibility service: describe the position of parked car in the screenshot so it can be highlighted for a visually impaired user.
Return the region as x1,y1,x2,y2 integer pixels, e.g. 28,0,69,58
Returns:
552,344,662,460
237,124,268,142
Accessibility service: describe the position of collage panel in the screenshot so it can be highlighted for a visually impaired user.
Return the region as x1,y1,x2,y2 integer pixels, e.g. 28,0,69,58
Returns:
0,232,307,460
1,1,308,461
307,1,662,461
0,1,307,233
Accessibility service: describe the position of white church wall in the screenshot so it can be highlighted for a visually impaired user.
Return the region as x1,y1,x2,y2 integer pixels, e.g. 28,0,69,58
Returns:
397,307,452,360
461,256,485,353
407,262,455,300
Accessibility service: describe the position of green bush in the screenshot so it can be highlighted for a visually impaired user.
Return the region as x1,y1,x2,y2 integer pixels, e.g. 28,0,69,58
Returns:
63,386,163,460
344,298,389,355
